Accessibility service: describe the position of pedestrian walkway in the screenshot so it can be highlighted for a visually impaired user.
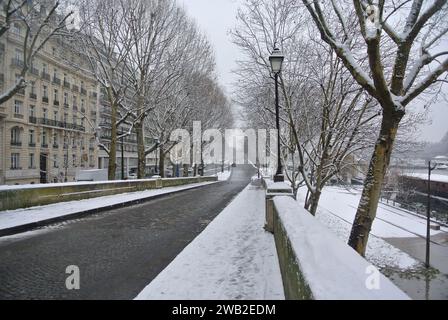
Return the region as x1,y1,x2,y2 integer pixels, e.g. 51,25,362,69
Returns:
136,178,285,300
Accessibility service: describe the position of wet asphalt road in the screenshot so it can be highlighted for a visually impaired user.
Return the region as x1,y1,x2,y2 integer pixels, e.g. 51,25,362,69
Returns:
0,165,255,300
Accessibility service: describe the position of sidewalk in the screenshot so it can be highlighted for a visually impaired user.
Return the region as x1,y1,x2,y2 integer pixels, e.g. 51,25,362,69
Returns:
0,181,218,237
135,178,285,300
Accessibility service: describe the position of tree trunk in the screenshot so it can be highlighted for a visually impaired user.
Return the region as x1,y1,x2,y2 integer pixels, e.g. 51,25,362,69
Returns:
348,111,402,256
108,101,117,180
159,147,165,178
136,120,145,179
308,189,322,216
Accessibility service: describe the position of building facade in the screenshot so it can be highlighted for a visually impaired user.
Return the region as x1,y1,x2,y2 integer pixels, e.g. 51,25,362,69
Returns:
0,23,99,185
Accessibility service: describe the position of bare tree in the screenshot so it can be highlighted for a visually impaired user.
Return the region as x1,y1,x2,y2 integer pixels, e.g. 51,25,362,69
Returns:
77,0,135,180
0,0,73,104
232,0,379,214
302,0,448,255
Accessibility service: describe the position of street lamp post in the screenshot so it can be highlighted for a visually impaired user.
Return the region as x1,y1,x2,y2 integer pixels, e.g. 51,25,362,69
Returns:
426,160,437,268
269,47,285,183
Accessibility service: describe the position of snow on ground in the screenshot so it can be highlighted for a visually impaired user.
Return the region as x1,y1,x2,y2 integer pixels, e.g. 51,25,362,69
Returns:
216,170,232,181
136,180,284,300
0,182,217,232
296,187,424,271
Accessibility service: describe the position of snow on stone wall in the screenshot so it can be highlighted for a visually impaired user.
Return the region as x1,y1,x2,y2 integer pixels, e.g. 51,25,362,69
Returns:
273,196,409,300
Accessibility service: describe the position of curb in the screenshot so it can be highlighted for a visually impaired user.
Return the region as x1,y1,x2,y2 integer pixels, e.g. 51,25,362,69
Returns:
0,181,222,238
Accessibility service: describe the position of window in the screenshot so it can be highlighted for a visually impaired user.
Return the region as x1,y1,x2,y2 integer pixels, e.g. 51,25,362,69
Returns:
64,154,68,167
64,92,68,105
81,99,85,109
11,127,21,144
53,111,58,121
42,130,47,146
29,154,35,169
30,105,35,117
54,154,58,168
29,129,35,145
30,81,36,94
73,115,77,125
42,63,47,74
12,23,21,35
52,47,56,56
81,81,85,90
73,95,77,106
53,68,58,79
54,89,58,102
43,85,48,98
72,154,77,166
11,153,20,169
53,132,58,145
64,113,68,123
15,48,22,61
14,100,22,114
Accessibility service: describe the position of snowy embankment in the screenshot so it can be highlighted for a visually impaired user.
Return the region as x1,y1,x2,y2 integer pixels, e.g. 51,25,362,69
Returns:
274,197,409,300
297,187,447,270
136,180,284,300
0,182,217,233
404,173,448,183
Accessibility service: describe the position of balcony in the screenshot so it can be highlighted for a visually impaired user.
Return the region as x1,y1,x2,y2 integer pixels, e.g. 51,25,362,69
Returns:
53,144,59,149
29,67,39,76
53,100,60,106
39,118,57,127
13,113,24,119
72,85,79,92
64,81,71,89
52,77,61,86
11,58,24,68
42,96,49,103
81,88,87,95
41,72,50,81
41,144,49,149
29,143,36,148
29,93,37,100
29,116,37,124
10,141,22,147
64,103,69,109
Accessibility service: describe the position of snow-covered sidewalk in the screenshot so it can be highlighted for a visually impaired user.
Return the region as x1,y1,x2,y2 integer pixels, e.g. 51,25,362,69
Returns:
0,181,218,234
136,179,284,300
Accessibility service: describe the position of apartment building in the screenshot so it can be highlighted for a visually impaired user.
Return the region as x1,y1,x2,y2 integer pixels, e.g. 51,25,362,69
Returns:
0,23,99,185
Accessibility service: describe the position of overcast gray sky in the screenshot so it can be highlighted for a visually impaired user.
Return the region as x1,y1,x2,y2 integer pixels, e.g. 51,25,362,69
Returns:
180,0,447,143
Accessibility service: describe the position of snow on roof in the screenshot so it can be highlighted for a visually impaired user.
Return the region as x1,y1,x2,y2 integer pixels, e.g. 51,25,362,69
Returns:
273,196,409,300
